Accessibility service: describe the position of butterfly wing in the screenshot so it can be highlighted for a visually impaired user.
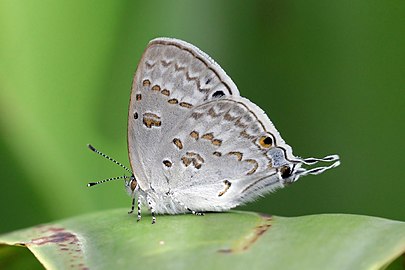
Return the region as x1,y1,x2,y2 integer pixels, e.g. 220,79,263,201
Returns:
158,96,300,211
128,38,240,191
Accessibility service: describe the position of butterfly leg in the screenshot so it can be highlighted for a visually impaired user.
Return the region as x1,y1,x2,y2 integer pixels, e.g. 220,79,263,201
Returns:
137,197,142,222
151,210,156,224
128,197,135,214
146,195,156,224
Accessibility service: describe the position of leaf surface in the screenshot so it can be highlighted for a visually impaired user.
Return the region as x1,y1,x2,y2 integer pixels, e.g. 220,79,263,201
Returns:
1,210,404,270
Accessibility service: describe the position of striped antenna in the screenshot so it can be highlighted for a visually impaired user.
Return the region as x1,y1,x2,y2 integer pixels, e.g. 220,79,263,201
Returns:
300,155,340,166
293,155,341,182
296,160,341,178
87,144,132,173
87,175,130,187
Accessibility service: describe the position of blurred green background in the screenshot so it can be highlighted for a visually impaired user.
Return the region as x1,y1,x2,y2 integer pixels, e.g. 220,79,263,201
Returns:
0,0,404,234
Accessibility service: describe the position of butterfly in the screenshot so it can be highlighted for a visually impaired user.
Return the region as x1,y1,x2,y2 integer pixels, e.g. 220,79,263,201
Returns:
88,38,340,224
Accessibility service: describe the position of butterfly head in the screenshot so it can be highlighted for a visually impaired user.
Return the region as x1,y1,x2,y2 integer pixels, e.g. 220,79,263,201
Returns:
264,141,340,184
86,144,140,194
277,164,298,185
125,174,138,195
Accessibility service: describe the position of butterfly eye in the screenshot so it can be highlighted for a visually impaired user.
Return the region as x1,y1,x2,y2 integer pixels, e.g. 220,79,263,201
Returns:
258,136,273,148
130,179,138,191
280,166,292,179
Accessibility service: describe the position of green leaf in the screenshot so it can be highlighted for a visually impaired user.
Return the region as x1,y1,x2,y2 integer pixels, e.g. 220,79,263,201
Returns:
0,210,404,270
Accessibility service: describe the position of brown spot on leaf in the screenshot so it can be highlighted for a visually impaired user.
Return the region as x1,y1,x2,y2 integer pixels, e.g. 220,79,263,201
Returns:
217,215,272,253
24,226,89,269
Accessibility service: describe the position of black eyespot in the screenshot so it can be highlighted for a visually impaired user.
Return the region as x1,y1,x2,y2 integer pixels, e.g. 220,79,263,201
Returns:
263,137,272,145
134,112,138,119
280,166,292,179
163,160,172,168
259,136,273,148
212,91,225,98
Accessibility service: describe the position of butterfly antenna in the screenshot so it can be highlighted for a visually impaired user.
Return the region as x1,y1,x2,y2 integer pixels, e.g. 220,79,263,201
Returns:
297,160,341,177
294,155,341,180
87,175,130,187
300,154,340,166
87,144,132,174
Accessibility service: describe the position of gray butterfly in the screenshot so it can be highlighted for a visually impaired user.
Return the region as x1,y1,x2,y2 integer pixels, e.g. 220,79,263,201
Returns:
88,38,340,224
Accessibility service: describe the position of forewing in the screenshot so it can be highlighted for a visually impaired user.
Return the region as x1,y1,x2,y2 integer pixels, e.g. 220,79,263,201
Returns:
128,38,240,190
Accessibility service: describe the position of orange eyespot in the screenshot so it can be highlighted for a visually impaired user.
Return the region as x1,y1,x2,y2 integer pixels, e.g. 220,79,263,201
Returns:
259,136,273,148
